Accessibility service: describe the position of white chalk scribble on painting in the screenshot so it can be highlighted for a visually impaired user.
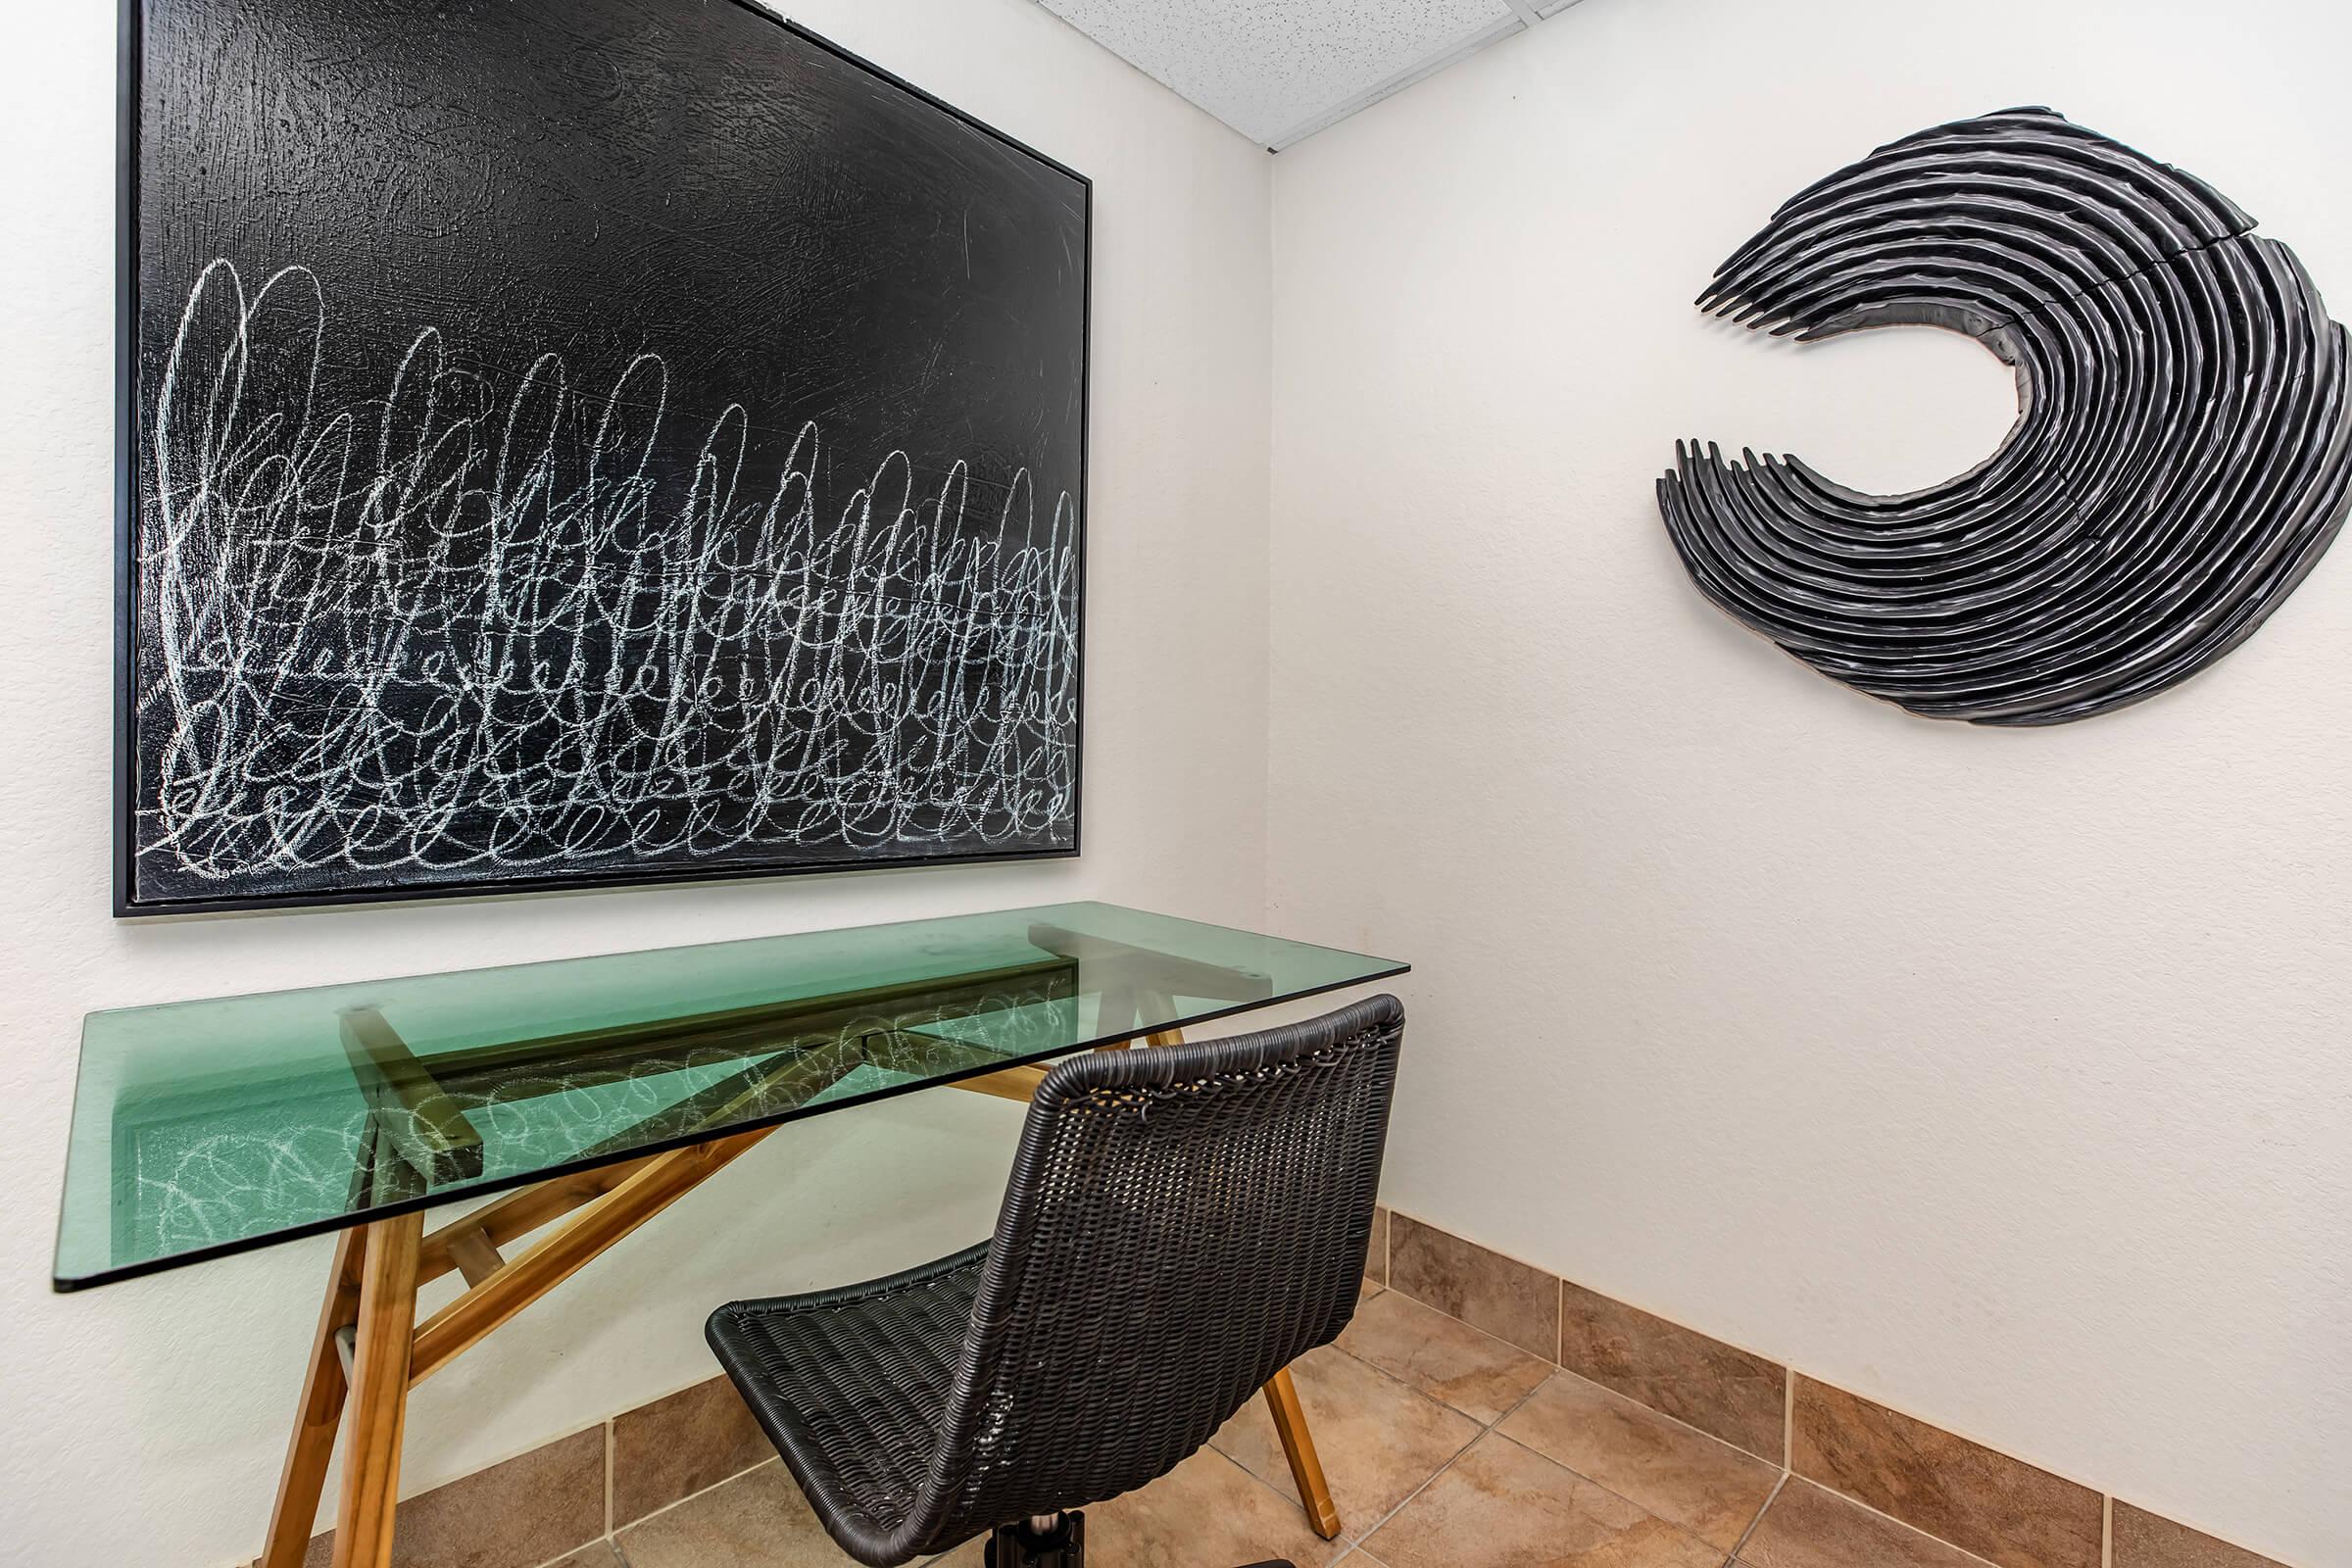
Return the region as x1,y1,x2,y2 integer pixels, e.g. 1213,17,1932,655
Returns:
136,260,1079,890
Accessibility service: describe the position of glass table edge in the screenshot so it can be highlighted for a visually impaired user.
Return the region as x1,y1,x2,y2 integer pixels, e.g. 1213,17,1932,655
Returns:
51,958,1411,1293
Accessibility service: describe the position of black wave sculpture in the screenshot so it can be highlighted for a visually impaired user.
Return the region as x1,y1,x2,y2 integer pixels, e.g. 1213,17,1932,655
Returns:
1657,107,2352,724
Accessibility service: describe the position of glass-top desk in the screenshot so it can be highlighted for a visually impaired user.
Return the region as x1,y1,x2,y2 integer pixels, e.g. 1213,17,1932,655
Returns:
58,902,1407,1292
58,903,1406,1568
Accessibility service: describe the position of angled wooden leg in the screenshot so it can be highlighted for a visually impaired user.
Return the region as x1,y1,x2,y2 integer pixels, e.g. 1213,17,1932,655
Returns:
951,1062,1051,1102
1263,1365,1342,1539
331,1211,424,1568
260,1225,368,1568
407,1127,771,1385
1135,990,1186,1049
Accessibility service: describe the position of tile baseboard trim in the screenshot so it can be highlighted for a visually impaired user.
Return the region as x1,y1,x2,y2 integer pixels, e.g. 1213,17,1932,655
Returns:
256,1372,760,1568
1374,1205,2297,1568
252,1212,2294,1568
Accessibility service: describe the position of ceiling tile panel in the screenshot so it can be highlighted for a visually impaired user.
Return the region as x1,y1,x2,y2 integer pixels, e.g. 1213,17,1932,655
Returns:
1036,0,1520,148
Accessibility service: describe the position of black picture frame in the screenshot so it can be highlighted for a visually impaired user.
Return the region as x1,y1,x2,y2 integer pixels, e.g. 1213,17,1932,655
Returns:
114,1,1090,916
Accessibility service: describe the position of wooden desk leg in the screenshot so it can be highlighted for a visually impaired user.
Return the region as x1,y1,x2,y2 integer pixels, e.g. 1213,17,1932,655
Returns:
1263,1365,1343,1540
260,1226,368,1568
331,1211,424,1568
259,1133,779,1563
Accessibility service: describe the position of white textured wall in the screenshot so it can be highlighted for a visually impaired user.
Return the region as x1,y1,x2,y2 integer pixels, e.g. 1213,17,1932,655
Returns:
0,3,1271,1562
1267,1,2352,1563
11,0,2351,1560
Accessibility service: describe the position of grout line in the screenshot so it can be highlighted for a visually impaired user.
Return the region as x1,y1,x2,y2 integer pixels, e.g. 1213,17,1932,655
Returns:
1244,1337,1556,1555
613,1455,781,1538
1377,1263,1784,1479
1784,1366,1794,1471
1728,1469,1790,1564
1545,1361,1781,1469
1784,1369,2111,1519
1488,1376,1549,1430
1347,1368,1555,1550
1480,1371,1788,1557
1784,1476,2005,1568
1336,1342,1782,1564
1381,1254,1785,1473
1385,1208,2178,1546
450,1211,2262,1568
1385,1206,1786,1371
1218,1342,1487,1549
523,1522,622,1568
1379,1214,2074,1568
604,1418,615,1539
1482,1422,1771,1556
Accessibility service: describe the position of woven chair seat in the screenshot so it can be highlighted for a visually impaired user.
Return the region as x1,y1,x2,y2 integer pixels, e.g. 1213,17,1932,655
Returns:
710,1243,990,1548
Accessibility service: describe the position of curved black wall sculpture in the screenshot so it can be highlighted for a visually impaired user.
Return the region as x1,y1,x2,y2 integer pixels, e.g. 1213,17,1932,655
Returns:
1657,107,2352,725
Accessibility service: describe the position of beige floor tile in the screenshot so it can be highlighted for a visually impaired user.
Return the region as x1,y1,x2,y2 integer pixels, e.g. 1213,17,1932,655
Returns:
1086,1446,1344,1568
615,1460,860,1568
1737,1478,1993,1568
553,1545,625,1568
1500,1371,1778,1551
612,1375,776,1527
1364,1433,1722,1568
835,1447,1339,1568
1336,1290,1553,1424
602,1458,987,1567
1211,1344,1480,1539
611,1423,1341,1568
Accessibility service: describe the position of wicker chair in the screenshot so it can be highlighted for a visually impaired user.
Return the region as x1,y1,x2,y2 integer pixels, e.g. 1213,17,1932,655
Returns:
705,993,1405,1568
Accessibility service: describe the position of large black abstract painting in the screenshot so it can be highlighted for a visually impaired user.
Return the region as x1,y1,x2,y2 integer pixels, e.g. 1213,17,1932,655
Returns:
1658,108,2351,725
118,0,1088,913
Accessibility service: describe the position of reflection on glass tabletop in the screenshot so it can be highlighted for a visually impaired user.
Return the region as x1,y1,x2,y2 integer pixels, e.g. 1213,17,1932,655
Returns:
55,903,1406,1290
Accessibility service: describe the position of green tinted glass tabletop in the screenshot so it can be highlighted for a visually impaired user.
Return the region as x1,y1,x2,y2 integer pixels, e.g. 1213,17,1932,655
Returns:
55,903,1405,1291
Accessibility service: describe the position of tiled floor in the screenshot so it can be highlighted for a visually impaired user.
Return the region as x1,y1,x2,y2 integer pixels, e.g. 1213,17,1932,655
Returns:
576,1281,1998,1568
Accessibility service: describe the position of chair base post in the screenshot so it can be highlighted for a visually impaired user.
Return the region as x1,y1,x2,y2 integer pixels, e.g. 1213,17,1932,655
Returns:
986,1511,1085,1568
979,1510,1296,1568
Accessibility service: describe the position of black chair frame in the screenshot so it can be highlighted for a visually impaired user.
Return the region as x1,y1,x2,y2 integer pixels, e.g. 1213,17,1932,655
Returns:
707,994,1405,1568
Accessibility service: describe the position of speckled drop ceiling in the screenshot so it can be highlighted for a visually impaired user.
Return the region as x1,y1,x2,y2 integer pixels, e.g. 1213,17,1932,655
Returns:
1034,0,1537,148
